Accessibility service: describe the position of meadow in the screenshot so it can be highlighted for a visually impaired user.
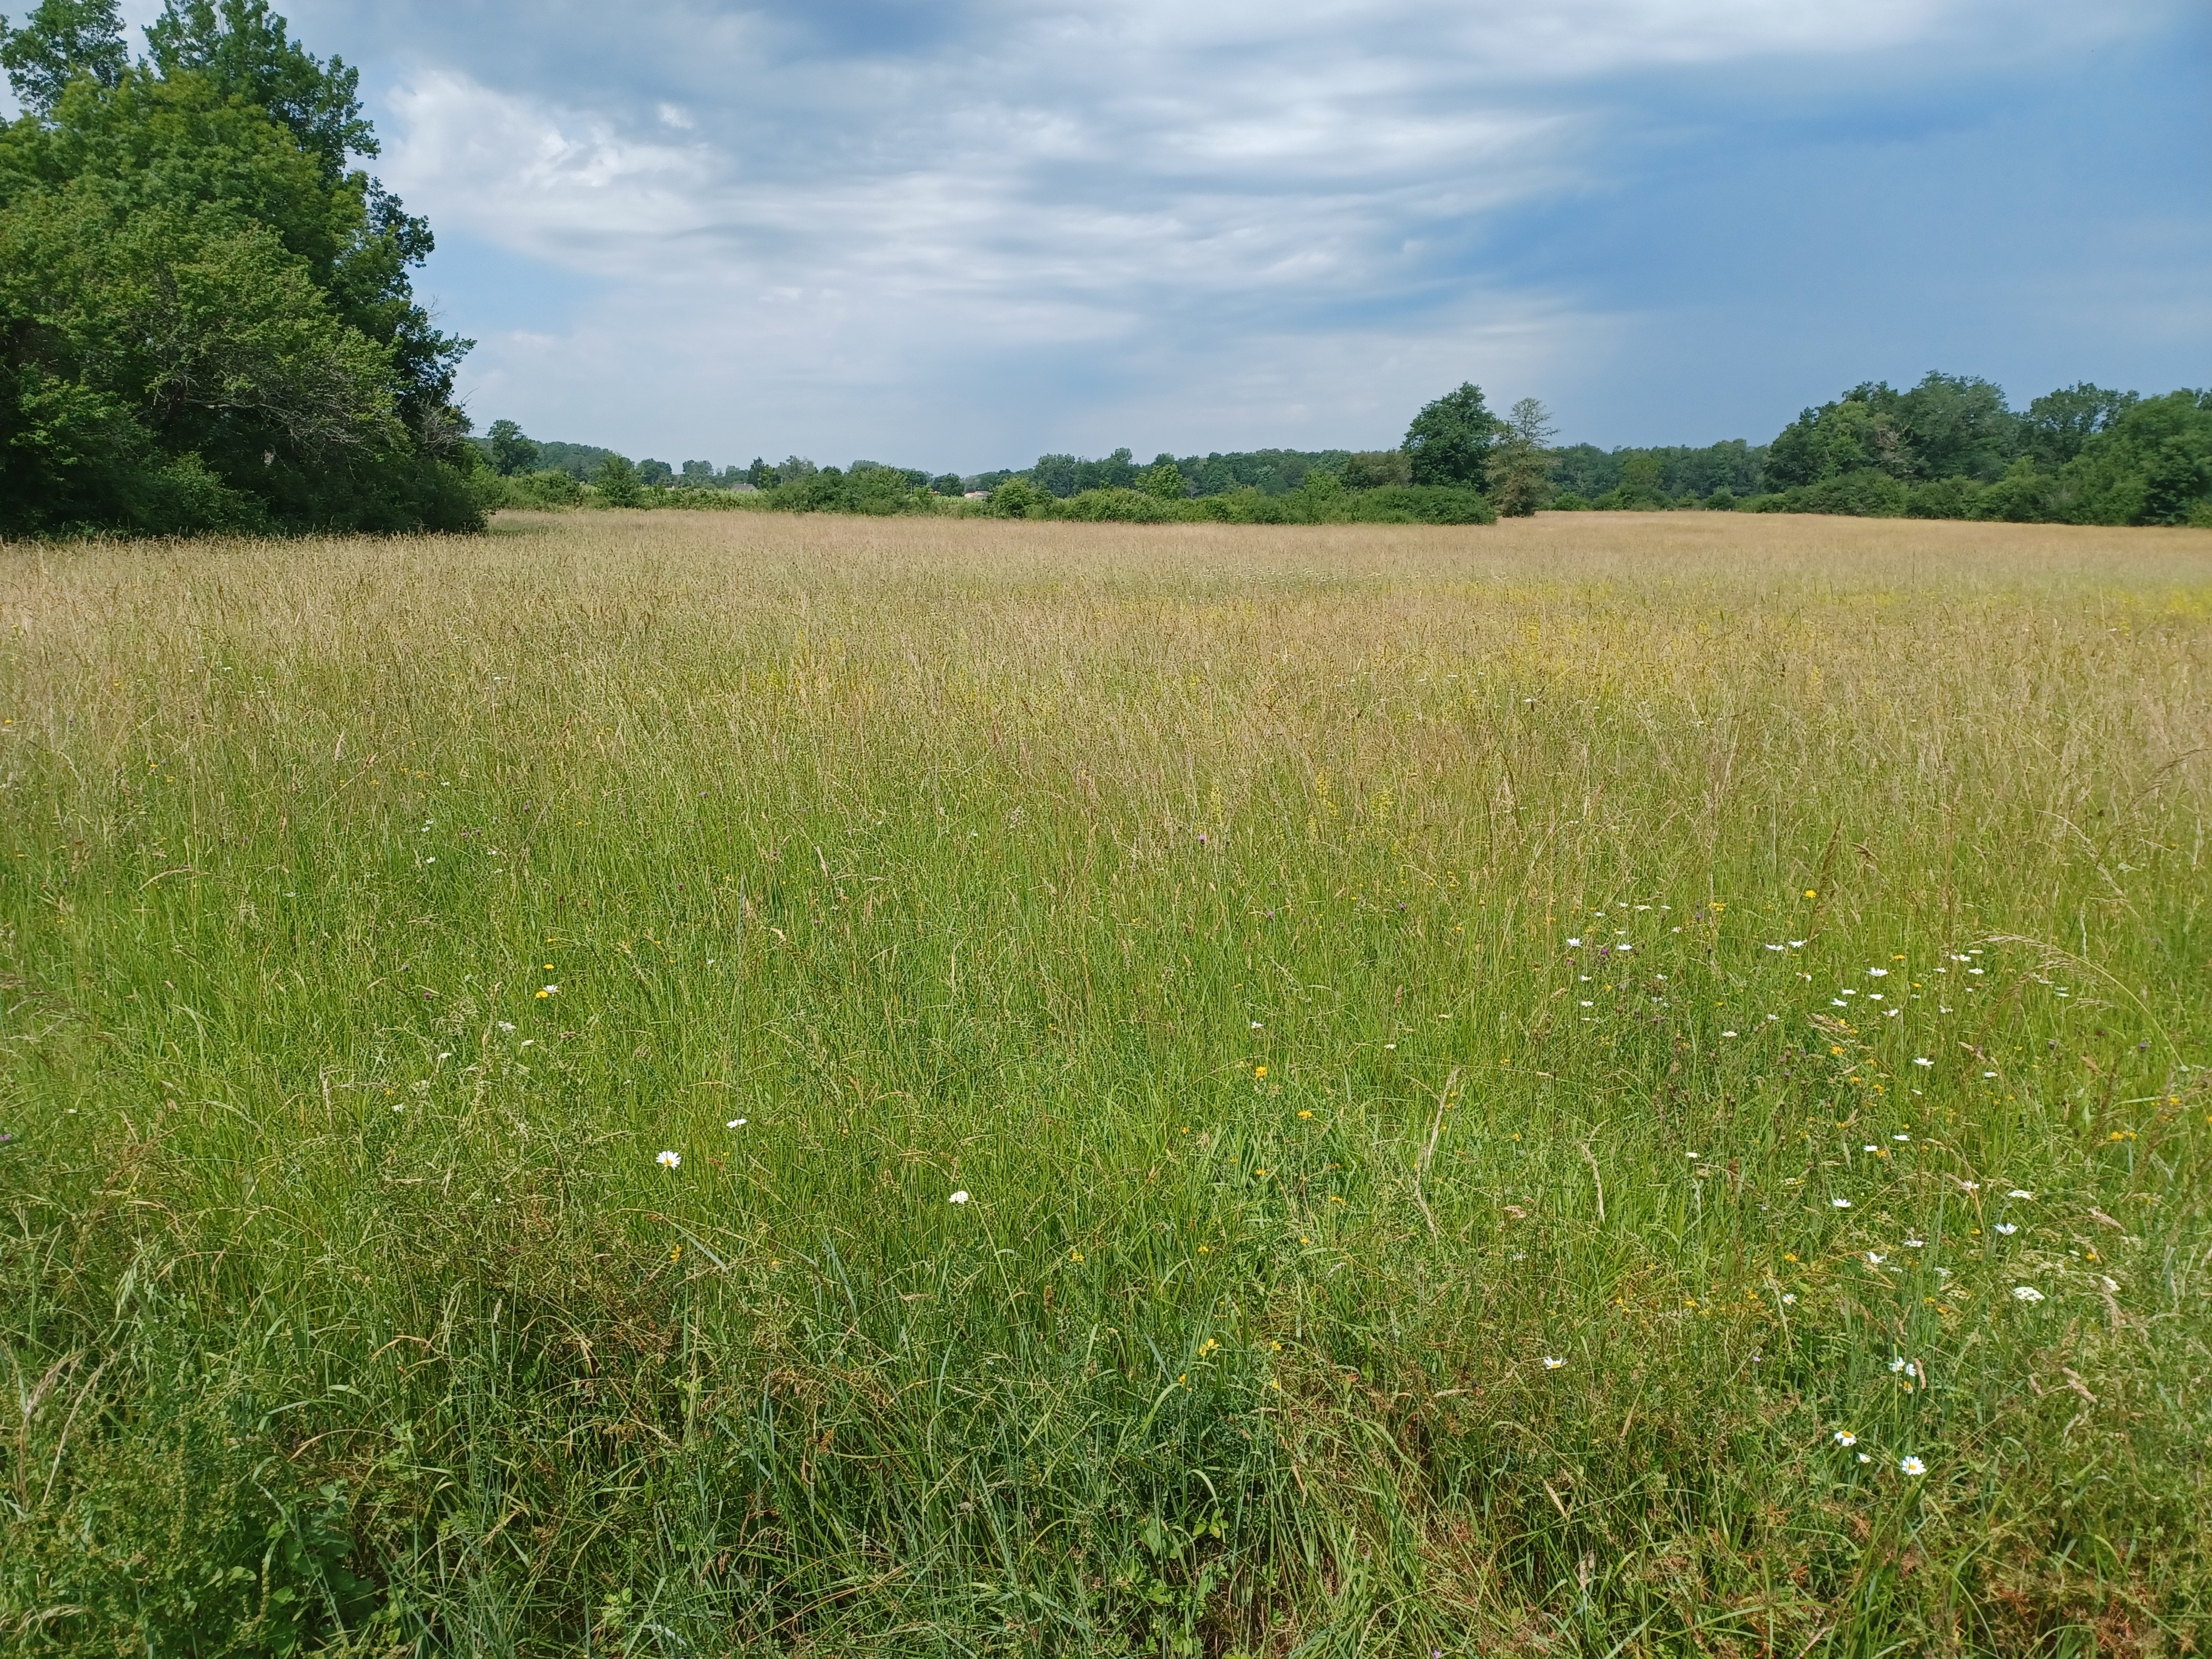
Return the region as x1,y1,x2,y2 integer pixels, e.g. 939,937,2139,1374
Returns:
2,509,2209,1657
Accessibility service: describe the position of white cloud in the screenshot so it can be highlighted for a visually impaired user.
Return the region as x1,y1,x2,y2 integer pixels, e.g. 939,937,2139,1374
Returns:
353,0,2195,461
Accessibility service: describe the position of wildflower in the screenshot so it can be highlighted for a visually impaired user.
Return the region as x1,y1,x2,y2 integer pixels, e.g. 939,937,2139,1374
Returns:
1895,1132,1910,1141
1580,1000,1594,1007
2011,1285,2043,1302
537,984,557,999
1566,937,1582,946
1070,1250,1084,1262
1904,1238,1924,1248
1765,943,1786,951
1863,1144,1877,1152
949,1190,971,1204
1833,1430,1857,1447
1900,1456,1926,1477
656,1150,680,1168
2008,1189,2033,1199
1913,1057,1933,1067
1250,1021,1262,1030
1889,1357,1910,1373
1995,1222,2016,1235
1790,940,1807,948
1832,1198,1851,1208
1721,1030,1738,1037
1254,1065,1268,1078
1959,1180,1978,1190
1983,1071,1997,1078
1858,1452,1872,1463
1782,1292,1797,1304
1867,968,1888,977
1298,1109,1313,1119
498,1020,515,1031
726,1118,747,1128
1804,890,1817,899
1866,1251,1885,1265
1542,1356,1566,1369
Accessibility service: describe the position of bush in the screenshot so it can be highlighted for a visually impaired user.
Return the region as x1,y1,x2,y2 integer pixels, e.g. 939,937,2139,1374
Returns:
1347,485,1496,525
1048,488,1180,523
1905,477,1983,520
1547,492,1593,512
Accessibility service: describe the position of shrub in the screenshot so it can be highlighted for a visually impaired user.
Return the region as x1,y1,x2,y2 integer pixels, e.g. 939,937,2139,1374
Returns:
1348,484,1496,525
1905,477,1983,520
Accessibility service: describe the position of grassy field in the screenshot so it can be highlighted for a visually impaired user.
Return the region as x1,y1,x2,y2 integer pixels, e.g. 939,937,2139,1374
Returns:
3,509,2209,1657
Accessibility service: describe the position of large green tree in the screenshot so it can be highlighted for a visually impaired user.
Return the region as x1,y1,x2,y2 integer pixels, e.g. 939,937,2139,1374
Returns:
0,0,479,535
1404,382,1499,490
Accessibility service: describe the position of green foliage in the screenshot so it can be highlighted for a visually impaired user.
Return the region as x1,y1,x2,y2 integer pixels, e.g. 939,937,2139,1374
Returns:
1141,458,1186,500
484,418,539,477
3,525,2206,1651
987,474,1045,518
145,0,373,182
1551,439,1765,503
1345,482,1496,524
0,0,127,112
591,453,642,507
1487,397,1556,517
0,10,477,536
1403,380,1499,488
1340,449,1409,489
2022,382,2137,471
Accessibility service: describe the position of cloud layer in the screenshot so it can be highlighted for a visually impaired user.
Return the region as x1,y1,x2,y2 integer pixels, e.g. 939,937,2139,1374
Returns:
263,0,2210,468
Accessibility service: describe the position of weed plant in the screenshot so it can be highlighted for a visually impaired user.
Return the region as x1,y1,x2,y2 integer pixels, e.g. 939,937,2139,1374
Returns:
2,512,2209,1655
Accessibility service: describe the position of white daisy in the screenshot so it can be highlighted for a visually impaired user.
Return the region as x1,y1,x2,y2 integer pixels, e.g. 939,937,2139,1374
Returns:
1900,1456,1926,1476
949,1190,971,1204
656,1150,680,1168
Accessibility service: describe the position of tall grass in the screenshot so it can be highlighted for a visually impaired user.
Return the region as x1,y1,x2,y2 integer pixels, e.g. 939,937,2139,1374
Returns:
2,510,2209,1656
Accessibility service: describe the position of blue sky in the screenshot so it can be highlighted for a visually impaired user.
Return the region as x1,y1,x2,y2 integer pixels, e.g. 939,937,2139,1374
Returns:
118,1,2212,470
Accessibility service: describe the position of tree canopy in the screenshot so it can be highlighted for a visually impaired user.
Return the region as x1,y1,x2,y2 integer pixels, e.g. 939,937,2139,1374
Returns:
0,0,479,535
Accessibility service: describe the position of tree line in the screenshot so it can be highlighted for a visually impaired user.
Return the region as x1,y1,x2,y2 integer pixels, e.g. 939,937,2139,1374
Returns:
484,372,2210,529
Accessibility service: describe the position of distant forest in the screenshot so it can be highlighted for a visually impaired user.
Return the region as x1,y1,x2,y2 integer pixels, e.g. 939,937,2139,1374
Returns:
482,371,2212,529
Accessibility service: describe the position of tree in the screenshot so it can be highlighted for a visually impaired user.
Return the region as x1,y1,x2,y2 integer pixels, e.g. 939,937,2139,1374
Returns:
1141,459,1185,500
487,419,539,476
2022,383,2136,471
1487,397,1556,517
0,0,128,112
145,0,371,181
592,455,641,507
1404,383,1499,490
0,2,477,535
1340,450,1408,489
1893,372,2016,482
930,473,963,495
636,458,672,487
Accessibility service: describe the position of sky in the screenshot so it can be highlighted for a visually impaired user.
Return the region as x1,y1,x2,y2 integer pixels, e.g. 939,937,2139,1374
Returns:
108,0,2212,471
